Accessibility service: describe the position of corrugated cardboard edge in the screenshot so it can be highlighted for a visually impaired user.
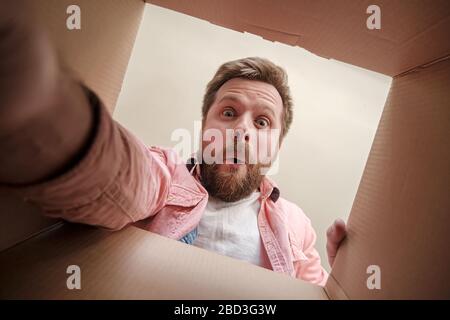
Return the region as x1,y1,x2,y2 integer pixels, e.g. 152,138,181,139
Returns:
324,274,349,300
395,54,450,78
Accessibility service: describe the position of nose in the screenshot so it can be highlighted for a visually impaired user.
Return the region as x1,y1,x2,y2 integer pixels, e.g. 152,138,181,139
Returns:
233,115,252,142
234,130,250,142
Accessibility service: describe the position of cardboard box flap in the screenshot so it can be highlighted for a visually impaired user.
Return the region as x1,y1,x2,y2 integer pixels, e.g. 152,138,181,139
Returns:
326,57,450,299
146,0,450,76
0,224,328,299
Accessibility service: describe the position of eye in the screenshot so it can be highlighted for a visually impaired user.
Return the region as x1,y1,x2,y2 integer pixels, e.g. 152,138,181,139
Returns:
255,117,270,128
222,108,236,118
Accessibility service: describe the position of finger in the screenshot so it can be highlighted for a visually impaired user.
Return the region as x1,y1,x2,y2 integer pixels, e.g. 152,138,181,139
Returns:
326,241,338,257
327,219,347,244
326,241,338,267
334,218,347,240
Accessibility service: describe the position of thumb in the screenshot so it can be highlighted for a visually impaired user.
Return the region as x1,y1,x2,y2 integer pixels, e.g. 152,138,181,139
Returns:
327,218,347,244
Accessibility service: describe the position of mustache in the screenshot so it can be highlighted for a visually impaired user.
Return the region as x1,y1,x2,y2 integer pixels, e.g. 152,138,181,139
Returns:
221,142,256,164
201,136,276,166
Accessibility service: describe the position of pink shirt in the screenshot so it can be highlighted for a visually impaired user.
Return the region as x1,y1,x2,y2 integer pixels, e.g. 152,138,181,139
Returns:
16,90,328,286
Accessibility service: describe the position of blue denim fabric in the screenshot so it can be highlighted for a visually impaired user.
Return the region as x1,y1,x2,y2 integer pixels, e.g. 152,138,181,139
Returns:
178,226,198,244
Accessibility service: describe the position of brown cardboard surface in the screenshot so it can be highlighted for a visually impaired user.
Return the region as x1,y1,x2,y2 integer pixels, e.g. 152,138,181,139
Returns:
323,273,349,300
0,190,57,252
146,0,450,76
0,223,327,299
29,0,145,112
326,57,450,299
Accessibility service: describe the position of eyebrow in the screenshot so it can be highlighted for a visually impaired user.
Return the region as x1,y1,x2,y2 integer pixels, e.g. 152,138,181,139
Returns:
218,94,277,119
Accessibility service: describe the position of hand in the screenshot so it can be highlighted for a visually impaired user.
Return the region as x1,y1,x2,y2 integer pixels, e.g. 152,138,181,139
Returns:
0,0,59,133
326,218,347,268
0,1,94,185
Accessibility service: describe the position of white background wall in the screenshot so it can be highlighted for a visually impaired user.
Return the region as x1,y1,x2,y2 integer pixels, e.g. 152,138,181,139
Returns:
114,4,391,272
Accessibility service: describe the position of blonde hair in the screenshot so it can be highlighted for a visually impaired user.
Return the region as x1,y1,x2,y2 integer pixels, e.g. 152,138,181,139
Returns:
202,57,293,138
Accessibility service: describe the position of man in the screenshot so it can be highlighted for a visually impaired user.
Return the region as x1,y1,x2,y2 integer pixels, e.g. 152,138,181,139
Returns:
0,2,346,286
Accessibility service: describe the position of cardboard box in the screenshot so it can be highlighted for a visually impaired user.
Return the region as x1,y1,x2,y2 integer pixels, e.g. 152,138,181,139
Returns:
0,0,449,299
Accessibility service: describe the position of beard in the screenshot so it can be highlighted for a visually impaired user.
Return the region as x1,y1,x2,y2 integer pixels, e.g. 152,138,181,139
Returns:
200,162,266,202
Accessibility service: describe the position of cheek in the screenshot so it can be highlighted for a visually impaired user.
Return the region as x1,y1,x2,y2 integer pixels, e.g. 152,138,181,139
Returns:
201,124,227,153
256,131,280,164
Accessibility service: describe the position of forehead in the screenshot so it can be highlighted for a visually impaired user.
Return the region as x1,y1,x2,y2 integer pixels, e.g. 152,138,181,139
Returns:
215,78,283,116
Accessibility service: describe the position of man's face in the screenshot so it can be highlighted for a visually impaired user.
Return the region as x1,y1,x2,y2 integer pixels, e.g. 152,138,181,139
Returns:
201,78,283,202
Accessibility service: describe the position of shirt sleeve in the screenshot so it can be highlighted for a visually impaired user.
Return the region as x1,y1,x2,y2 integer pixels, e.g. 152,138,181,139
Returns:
7,86,171,230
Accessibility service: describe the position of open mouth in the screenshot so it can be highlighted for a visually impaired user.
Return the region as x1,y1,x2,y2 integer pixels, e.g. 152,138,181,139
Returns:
233,157,243,164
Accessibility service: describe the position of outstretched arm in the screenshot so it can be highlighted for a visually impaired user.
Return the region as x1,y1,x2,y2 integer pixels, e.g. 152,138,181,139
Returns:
0,1,94,185
0,1,171,231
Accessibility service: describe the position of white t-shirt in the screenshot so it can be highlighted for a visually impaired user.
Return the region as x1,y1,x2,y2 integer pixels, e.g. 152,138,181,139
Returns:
193,192,264,267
